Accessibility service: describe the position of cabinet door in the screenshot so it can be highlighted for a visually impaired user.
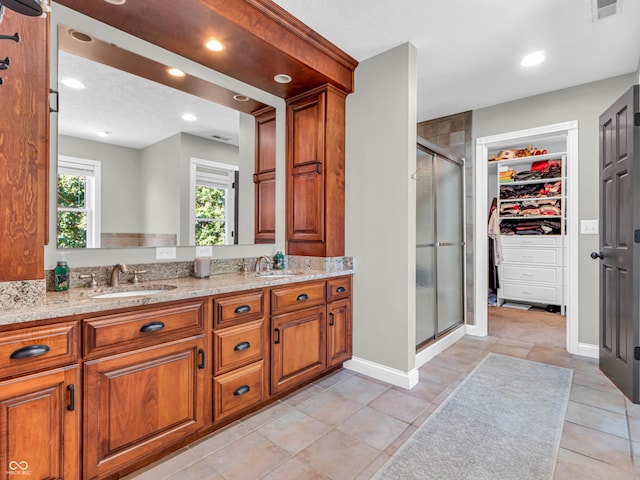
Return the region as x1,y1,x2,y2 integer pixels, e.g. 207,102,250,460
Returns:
254,107,276,243
271,306,326,394
327,299,352,368
0,365,80,480
287,90,325,244
84,336,206,479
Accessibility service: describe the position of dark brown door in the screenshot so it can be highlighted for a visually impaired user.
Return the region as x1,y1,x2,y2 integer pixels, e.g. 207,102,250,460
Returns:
597,85,639,402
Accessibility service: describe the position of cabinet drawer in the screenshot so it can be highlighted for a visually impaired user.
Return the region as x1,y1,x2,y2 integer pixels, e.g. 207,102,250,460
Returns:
501,265,561,284
500,283,560,304
83,300,205,357
214,290,265,328
327,276,351,302
271,281,326,315
502,247,560,265
502,236,562,247
0,321,79,379
214,319,266,375
214,361,266,422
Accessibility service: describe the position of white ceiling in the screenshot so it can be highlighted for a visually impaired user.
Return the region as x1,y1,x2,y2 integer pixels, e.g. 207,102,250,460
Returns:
272,0,640,121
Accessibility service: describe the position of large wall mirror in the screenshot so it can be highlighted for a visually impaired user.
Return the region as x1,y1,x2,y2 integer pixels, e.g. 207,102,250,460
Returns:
51,4,282,255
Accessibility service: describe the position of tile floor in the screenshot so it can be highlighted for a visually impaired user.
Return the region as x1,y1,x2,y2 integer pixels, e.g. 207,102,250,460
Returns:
123,309,639,479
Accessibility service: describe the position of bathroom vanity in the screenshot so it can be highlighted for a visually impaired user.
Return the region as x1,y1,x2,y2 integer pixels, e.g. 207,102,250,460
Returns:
0,270,352,479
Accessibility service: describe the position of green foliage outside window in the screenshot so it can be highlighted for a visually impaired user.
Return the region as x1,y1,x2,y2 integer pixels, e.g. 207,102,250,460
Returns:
195,185,226,245
57,174,87,248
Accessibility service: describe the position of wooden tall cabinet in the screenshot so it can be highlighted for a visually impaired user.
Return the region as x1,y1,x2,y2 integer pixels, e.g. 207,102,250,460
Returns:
254,107,277,244
286,85,346,257
0,10,49,281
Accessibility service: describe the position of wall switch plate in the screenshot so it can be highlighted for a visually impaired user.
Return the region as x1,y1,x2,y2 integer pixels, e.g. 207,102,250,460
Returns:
195,246,213,257
580,219,599,234
156,246,177,260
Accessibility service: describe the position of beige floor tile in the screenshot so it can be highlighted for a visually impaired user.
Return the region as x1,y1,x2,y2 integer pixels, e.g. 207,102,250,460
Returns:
560,421,632,472
281,384,324,407
165,460,223,480
261,457,328,480
526,345,573,368
313,369,354,389
258,410,330,455
383,424,417,456
297,429,380,480
572,370,620,394
187,421,251,458
329,374,389,404
626,398,640,418
411,402,438,426
201,431,290,479
297,389,363,425
123,448,200,480
336,405,409,450
565,401,629,439
554,447,634,480
627,415,640,443
488,337,535,358
368,388,430,423
426,352,480,373
394,378,448,402
354,452,391,480
240,401,293,430
570,383,627,415
418,362,464,386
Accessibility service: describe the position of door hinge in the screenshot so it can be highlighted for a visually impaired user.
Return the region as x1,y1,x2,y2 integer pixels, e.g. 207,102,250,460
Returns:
635,346,640,361
635,112,640,127
635,230,640,243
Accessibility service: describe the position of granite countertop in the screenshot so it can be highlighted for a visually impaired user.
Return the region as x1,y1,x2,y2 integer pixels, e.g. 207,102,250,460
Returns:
0,269,354,327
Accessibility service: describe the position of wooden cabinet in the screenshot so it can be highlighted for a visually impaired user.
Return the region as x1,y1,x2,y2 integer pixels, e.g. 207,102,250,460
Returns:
212,290,268,423
0,10,49,281
286,85,346,257
254,106,277,244
0,365,80,480
271,305,326,394
82,299,208,479
327,276,352,368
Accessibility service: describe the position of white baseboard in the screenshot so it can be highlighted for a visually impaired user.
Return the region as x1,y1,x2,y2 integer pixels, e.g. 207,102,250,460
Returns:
415,325,466,369
577,342,599,359
464,323,484,337
344,357,419,389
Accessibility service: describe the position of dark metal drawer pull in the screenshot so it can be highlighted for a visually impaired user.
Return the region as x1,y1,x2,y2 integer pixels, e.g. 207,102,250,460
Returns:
140,321,165,333
198,349,205,369
296,294,308,301
234,385,250,396
10,344,50,360
329,312,335,326
67,384,75,411
336,286,346,293
0,33,20,43
274,328,281,344
234,341,251,351
234,305,251,314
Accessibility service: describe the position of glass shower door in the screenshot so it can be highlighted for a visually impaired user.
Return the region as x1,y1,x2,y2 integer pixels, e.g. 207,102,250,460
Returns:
416,142,465,349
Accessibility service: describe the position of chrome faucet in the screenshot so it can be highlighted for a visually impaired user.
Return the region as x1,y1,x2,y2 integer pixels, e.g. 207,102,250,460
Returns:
255,255,272,273
110,263,128,287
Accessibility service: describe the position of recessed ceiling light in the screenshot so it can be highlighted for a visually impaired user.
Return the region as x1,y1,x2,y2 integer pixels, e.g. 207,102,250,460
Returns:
520,51,545,67
205,39,224,52
233,94,250,102
95,130,111,137
182,113,197,122
103,0,126,5
61,78,85,89
168,68,185,77
274,74,292,84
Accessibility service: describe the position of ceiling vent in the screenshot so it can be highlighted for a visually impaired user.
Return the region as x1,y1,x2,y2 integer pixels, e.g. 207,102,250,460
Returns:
593,0,620,21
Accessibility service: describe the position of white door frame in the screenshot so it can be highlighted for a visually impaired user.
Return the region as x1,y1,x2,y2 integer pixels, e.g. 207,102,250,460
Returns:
470,121,585,357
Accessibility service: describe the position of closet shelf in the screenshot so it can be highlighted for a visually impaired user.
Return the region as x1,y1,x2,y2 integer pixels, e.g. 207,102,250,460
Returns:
499,176,563,186
489,151,566,167
499,196,563,203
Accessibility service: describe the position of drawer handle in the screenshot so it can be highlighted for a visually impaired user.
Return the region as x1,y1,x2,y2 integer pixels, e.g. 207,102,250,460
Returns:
234,305,251,314
522,273,533,277
140,321,165,333
297,294,309,302
522,255,534,259
274,328,281,344
67,384,75,412
198,349,205,369
234,341,251,352
329,312,335,326
336,286,346,293
233,385,250,396
522,291,533,295
10,344,50,360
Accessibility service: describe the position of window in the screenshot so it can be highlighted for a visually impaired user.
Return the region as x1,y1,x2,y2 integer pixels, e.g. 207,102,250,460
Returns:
190,158,238,246
57,156,101,248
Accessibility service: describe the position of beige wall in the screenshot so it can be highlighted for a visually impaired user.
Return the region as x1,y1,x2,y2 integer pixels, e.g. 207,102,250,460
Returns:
473,73,636,345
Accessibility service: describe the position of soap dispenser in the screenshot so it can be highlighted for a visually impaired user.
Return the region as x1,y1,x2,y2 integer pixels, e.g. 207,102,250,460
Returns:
273,251,285,270
54,256,70,291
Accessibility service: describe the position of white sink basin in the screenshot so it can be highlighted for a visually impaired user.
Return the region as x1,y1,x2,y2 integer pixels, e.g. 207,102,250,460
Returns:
91,285,177,299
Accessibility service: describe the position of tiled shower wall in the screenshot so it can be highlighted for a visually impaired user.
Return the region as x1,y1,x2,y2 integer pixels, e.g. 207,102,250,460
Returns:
417,111,475,325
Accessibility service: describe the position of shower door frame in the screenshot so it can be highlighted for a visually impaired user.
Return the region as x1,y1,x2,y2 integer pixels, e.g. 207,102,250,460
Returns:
415,137,466,351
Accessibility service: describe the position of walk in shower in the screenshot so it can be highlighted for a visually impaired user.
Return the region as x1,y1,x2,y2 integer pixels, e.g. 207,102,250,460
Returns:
415,138,466,350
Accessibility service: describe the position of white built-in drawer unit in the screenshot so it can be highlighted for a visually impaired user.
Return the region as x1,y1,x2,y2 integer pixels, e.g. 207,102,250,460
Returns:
498,235,565,307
